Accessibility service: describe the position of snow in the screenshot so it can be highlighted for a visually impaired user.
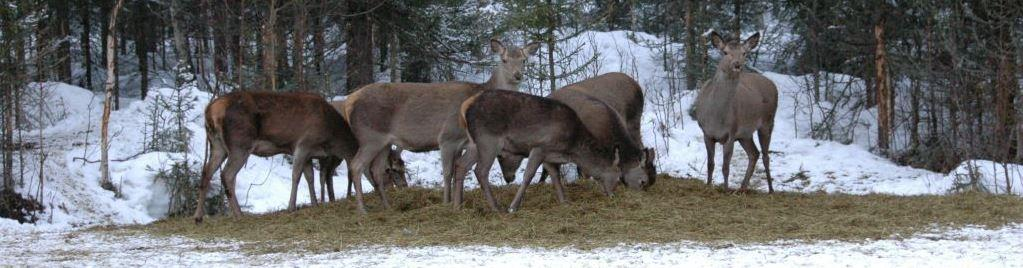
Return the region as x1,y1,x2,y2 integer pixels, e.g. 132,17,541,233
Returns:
3,223,1022,267
2,30,1021,265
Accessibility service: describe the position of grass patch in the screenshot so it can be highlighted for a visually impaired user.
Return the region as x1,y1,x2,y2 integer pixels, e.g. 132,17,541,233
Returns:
139,176,1023,252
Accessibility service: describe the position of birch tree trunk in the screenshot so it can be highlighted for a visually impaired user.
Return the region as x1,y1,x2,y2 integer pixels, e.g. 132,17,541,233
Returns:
100,0,125,190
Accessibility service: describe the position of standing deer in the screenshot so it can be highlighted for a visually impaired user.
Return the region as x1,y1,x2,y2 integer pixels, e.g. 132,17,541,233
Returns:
315,100,408,203
694,32,778,192
498,72,656,188
194,91,359,223
343,39,539,212
453,90,648,212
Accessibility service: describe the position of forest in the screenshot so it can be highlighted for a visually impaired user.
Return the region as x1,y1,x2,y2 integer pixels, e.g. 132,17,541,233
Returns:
0,1,1022,265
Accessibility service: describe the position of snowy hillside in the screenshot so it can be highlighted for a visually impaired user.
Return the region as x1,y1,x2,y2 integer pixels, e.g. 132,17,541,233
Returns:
4,31,1021,231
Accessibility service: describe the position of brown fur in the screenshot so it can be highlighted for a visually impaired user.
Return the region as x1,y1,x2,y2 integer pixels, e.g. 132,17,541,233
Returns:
498,73,656,188
454,90,645,212
310,100,408,204
344,40,540,211
194,91,359,223
695,32,778,192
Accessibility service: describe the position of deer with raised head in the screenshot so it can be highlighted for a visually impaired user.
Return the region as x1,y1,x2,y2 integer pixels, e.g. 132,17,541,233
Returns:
454,89,648,212
315,99,409,203
694,32,778,192
343,39,539,212
497,72,656,188
194,91,359,223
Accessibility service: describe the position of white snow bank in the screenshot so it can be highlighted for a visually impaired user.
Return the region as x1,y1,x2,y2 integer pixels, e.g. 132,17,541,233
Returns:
945,160,1023,196
3,224,1022,267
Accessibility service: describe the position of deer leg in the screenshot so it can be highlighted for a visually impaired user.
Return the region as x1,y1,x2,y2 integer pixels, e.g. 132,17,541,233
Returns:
703,136,716,186
320,157,339,203
545,163,567,204
349,143,387,213
738,138,760,192
221,150,249,217
303,163,318,206
439,139,464,203
288,149,311,211
452,145,477,208
721,139,735,190
194,142,228,223
509,148,544,212
758,127,775,193
366,150,392,209
471,138,503,212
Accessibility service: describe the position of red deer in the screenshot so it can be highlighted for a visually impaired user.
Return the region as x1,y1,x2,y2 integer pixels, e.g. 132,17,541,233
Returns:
343,39,539,212
453,90,648,212
694,32,778,192
194,91,359,223
498,72,656,188
316,100,408,203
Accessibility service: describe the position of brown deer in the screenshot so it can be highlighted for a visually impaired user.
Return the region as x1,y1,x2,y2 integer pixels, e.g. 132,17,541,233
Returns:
343,39,539,212
453,90,648,212
694,32,778,192
315,100,408,203
498,72,656,188
194,91,359,223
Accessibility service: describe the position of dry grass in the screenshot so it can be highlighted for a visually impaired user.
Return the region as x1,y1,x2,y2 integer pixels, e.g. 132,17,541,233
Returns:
139,176,1023,252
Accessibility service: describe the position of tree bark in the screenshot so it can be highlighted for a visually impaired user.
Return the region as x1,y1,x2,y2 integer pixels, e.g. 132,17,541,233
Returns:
874,15,892,153
312,0,326,91
100,0,125,190
79,0,93,90
262,0,279,91
683,0,698,91
993,15,1017,162
134,1,148,99
293,0,307,91
170,0,192,87
344,0,375,94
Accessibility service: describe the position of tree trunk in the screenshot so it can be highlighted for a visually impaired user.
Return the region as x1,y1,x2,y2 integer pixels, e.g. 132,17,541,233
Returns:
344,0,375,94
208,0,229,95
100,0,125,190
683,0,698,91
312,0,325,88
79,0,93,90
170,0,192,87
874,15,892,153
134,1,149,99
293,0,307,91
388,30,400,83
56,1,73,83
233,0,245,89
262,0,279,91
993,21,1017,162
546,0,557,94
733,0,742,35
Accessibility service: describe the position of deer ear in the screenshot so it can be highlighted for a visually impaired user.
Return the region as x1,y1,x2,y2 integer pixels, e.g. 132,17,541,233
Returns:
522,42,541,56
612,147,621,166
490,38,506,55
744,32,761,51
710,31,725,51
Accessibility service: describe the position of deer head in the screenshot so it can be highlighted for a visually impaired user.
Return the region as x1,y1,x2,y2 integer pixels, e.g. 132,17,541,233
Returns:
710,31,760,78
490,38,540,89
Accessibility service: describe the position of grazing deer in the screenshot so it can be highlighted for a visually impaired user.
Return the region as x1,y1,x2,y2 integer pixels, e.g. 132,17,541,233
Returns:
315,100,408,203
343,39,539,212
499,72,656,188
454,90,648,212
194,91,359,223
694,32,778,192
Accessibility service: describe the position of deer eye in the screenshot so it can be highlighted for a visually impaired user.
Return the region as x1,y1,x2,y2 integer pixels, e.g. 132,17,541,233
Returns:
502,59,507,63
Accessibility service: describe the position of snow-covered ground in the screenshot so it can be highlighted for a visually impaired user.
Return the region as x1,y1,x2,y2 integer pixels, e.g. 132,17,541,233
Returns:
3,221,1022,267
3,30,1021,265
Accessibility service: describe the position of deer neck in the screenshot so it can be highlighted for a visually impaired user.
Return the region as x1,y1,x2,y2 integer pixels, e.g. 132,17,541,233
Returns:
705,70,741,107
484,69,518,90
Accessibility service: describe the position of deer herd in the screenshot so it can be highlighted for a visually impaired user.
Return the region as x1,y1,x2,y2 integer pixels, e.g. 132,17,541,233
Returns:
192,31,779,223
